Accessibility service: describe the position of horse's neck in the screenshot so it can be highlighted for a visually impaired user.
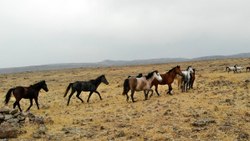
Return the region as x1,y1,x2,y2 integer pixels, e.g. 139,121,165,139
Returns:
168,70,178,79
147,76,156,84
93,78,102,87
30,85,42,91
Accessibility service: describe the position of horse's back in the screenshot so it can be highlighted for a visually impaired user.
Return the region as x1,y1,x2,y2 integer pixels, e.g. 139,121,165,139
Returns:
13,86,35,99
73,81,95,91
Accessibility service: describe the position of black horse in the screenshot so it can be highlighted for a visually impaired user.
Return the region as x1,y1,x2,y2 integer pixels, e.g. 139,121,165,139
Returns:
64,75,109,106
5,80,49,112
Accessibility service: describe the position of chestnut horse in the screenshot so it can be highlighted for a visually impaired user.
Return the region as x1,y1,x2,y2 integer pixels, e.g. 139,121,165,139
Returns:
151,66,182,96
4,80,49,112
123,70,162,102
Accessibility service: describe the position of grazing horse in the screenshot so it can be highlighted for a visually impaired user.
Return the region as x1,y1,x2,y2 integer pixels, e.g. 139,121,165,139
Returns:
181,66,194,92
246,67,250,72
64,75,109,106
4,80,49,112
122,70,162,102
151,65,183,96
226,66,236,73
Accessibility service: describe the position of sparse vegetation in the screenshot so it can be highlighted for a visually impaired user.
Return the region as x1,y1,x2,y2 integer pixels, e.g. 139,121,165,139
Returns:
0,58,249,140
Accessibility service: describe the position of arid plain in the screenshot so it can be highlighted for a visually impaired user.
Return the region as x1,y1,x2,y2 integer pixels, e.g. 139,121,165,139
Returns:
0,58,249,141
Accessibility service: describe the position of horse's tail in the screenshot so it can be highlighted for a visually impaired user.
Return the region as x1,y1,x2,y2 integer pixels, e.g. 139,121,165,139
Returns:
64,83,73,97
5,88,14,105
122,79,130,95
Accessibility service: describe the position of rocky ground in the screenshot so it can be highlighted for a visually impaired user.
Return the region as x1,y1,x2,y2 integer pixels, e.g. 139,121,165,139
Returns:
0,58,249,141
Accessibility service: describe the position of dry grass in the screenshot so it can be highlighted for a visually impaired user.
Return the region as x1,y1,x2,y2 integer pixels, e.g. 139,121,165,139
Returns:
0,58,250,141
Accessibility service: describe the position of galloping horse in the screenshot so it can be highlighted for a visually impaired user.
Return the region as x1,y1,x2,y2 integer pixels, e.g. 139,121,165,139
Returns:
4,80,49,112
64,75,109,105
150,66,182,96
181,66,194,92
122,70,162,102
246,67,250,72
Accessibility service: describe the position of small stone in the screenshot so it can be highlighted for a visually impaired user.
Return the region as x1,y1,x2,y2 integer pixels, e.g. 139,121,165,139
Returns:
10,109,19,115
4,114,13,120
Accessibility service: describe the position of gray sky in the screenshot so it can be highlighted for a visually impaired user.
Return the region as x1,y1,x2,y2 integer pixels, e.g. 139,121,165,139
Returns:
1,0,250,68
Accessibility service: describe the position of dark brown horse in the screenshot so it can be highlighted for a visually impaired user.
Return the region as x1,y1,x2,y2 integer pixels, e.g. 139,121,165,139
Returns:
189,69,196,89
151,66,182,96
4,80,49,112
246,67,250,72
64,75,109,105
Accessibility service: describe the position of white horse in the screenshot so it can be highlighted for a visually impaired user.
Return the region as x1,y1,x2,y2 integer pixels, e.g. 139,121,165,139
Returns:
181,66,194,92
226,66,236,73
234,65,244,73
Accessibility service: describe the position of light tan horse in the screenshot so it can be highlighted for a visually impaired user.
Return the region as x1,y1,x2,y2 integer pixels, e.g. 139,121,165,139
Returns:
122,70,162,102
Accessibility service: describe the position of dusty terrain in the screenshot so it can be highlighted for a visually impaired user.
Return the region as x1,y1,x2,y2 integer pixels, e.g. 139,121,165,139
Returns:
0,58,249,141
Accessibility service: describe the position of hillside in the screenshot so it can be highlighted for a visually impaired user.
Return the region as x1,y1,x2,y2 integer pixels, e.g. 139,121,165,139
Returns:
0,52,250,74
0,58,249,140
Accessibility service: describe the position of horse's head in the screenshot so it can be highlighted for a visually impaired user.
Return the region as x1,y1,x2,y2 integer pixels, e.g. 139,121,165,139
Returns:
41,80,49,92
175,65,183,76
187,66,194,74
101,75,109,85
153,70,162,82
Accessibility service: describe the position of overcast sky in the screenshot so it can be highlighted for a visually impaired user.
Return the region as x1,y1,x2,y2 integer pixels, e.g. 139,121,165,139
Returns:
0,0,250,68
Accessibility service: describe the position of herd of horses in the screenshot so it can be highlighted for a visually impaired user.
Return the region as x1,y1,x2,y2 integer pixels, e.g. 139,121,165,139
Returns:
226,65,250,73
3,64,249,112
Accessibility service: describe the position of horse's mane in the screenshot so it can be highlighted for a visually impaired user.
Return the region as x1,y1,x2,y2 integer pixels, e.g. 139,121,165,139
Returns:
146,70,158,80
166,66,180,73
186,66,192,70
30,80,45,88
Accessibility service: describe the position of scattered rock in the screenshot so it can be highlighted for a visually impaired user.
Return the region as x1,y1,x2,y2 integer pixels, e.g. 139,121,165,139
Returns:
192,118,216,127
32,125,47,139
10,109,19,115
163,109,174,116
115,130,126,138
192,127,207,132
0,122,19,139
237,132,249,141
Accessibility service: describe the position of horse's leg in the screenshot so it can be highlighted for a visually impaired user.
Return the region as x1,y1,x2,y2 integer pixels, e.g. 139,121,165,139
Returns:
147,89,153,100
182,82,186,92
87,91,94,103
131,90,135,102
26,98,33,112
67,89,76,106
14,97,22,112
144,90,148,100
17,101,22,112
167,84,173,95
13,101,17,109
154,84,160,96
94,90,102,101
34,97,40,110
126,93,129,102
76,91,84,103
